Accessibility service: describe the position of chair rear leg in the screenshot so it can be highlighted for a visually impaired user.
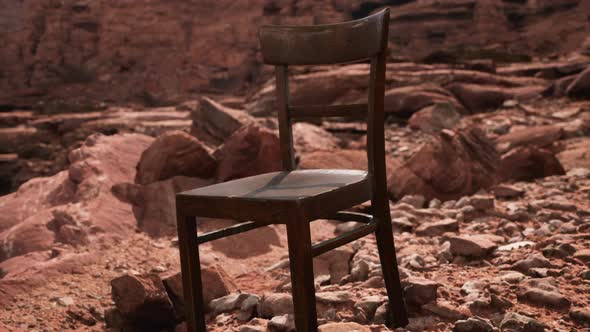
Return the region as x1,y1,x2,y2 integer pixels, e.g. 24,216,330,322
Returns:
374,201,409,327
177,211,207,332
286,217,318,332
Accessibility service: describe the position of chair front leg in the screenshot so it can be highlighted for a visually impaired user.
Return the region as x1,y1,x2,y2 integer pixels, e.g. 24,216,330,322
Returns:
373,199,409,327
177,210,207,332
286,213,318,332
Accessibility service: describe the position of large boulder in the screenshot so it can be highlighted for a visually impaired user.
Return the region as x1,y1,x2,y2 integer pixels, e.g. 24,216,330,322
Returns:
388,127,500,201
566,67,590,98
0,133,153,262
135,130,217,185
214,124,281,182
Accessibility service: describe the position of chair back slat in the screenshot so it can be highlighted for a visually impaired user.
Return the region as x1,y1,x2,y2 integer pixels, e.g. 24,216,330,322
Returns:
261,9,390,183
259,10,388,66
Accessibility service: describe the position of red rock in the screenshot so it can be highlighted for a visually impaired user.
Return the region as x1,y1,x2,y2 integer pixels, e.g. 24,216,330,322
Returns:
318,322,370,332
498,146,565,182
557,137,590,171
214,124,281,182
292,122,339,154
448,83,543,113
114,176,212,237
402,277,440,305
415,219,459,237
163,265,236,314
111,274,175,327
449,235,497,257
517,278,571,309
383,84,465,117
495,125,563,153
190,97,255,147
566,66,590,98
388,127,500,201
135,130,216,185
408,103,461,133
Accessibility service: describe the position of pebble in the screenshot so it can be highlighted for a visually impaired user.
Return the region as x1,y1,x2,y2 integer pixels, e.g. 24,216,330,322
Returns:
452,316,494,332
402,277,440,305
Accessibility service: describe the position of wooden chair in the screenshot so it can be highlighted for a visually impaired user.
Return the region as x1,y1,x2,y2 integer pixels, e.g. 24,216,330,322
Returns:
176,8,408,332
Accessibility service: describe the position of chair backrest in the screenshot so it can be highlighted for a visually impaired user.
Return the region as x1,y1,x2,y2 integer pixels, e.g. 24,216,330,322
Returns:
258,9,390,197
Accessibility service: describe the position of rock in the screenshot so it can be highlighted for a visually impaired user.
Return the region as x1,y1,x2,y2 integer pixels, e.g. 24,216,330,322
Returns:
292,122,339,154
579,270,590,280
570,308,590,326
208,293,253,315
214,124,281,182
448,83,543,113
402,277,440,305
558,138,590,171
383,84,465,117
318,322,370,332
491,184,524,199
388,127,500,201
353,296,383,320
449,235,497,258
408,103,461,133
416,219,459,237
110,274,175,328
566,67,590,98
162,265,236,315
239,324,266,332
499,312,548,331
267,314,295,332
423,301,468,320
316,291,353,304
135,130,216,185
190,97,255,147
299,149,368,171
498,147,565,182
495,125,563,153
56,296,75,307
453,316,494,332
468,195,495,211
0,134,152,264
510,255,554,273
114,176,212,236
517,278,571,309
258,293,294,318
573,249,590,264
399,195,426,209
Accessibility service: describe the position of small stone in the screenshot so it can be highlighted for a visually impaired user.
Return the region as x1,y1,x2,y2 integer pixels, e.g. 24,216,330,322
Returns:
573,249,590,264
499,312,548,331
580,270,590,280
351,259,370,281
416,218,459,236
315,291,353,304
57,296,74,307
496,241,535,252
453,316,494,332
400,195,426,209
511,255,554,273
423,301,468,320
258,293,293,318
449,235,497,258
402,277,440,305
354,296,383,320
318,322,370,332
491,184,525,199
267,314,295,332
429,198,442,209
469,195,495,211
570,308,590,326
517,278,571,309
209,293,252,315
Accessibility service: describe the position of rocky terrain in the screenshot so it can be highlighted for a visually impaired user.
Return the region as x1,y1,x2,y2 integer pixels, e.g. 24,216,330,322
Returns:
1,1,590,332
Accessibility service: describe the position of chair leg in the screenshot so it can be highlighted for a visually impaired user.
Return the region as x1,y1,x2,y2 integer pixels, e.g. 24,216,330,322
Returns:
374,201,409,327
286,217,318,332
177,211,207,332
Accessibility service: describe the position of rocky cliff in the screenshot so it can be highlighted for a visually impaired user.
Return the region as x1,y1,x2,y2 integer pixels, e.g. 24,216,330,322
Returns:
1,0,589,107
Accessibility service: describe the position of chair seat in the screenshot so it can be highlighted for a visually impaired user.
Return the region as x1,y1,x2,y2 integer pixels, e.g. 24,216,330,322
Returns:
177,169,371,222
